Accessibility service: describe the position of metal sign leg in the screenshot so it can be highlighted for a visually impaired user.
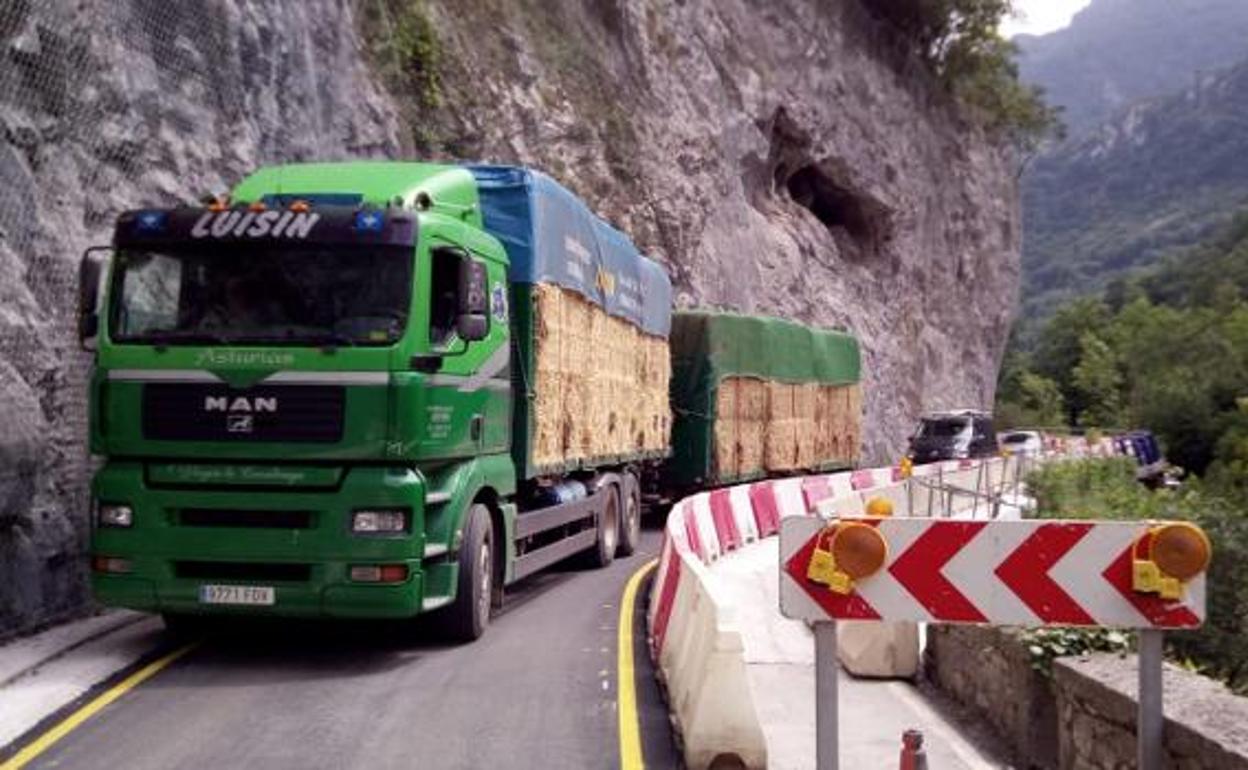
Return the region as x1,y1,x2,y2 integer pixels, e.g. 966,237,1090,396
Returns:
816,621,839,770
1138,629,1164,770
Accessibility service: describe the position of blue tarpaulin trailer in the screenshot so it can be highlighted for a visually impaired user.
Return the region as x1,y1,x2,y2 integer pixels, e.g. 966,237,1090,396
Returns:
469,165,671,338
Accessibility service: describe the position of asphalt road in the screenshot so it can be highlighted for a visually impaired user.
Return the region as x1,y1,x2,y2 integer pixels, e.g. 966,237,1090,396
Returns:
24,530,679,770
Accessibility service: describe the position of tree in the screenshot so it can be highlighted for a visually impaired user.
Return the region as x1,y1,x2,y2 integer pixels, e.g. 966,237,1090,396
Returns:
1032,297,1112,421
1072,333,1124,428
1017,372,1066,427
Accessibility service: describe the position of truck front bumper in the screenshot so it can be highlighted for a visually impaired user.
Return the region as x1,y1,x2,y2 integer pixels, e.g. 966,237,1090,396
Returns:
91,462,434,620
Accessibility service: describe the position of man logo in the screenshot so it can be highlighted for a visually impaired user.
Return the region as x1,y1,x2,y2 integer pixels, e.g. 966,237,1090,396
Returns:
204,396,278,413
227,415,254,434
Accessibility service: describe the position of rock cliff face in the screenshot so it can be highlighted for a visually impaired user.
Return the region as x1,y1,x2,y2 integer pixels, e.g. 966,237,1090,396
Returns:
0,0,399,637
409,0,1019,458
0,0,1018,635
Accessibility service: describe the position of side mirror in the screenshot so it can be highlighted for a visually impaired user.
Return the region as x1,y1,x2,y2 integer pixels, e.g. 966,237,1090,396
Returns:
456,255,489,342
78,247,111,350
457,314,489,341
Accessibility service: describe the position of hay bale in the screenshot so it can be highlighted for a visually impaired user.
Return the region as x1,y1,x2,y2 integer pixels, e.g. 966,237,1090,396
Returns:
737,378,767,477
532,370,564,467
765,383,798,471
846,384,863,461
533,284,564,375
713,378,737,479
795,383,818,469
530,283,671,468
814,386,835,462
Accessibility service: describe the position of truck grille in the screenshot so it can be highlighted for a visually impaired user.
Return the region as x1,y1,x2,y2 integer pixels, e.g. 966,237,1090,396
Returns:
143,384,345,443
174,561,312,582
179,509,313,529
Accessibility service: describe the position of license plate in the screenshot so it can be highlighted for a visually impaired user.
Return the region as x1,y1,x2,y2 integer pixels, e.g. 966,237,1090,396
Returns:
198,584,275,606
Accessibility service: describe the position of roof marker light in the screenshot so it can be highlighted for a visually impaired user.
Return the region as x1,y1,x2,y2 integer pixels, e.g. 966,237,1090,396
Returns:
290,200,311,213
134,211,167,232
354,209,385,233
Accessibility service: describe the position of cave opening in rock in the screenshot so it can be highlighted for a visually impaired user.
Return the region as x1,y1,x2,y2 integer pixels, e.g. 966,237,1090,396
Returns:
784,163,892,263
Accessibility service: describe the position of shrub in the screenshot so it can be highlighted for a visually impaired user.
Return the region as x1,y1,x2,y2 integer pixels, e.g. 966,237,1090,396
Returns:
862,0,1064,149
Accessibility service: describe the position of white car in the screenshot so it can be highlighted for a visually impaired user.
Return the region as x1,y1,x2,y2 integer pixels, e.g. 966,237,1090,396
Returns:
999,430,1043,456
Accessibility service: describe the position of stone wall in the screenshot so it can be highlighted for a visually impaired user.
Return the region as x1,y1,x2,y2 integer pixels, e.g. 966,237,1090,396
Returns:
925,625,1057,769
927,626,1248,770
1055,654,1248,770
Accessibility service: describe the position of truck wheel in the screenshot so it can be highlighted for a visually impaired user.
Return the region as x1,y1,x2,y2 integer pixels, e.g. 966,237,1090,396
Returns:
590,485,619,568
441,503,494,642
161,613,206,640
617,479,642,557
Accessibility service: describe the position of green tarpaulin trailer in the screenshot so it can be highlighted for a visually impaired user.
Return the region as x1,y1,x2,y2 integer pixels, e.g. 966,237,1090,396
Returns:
663,310,863,491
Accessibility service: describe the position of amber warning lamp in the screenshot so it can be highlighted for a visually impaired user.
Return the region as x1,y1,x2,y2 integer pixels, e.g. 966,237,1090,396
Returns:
806,522,888,595
1131,522,1212,600
865,497,894,517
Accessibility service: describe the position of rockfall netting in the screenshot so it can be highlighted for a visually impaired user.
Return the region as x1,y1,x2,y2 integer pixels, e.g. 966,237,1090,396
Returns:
0,0,398,637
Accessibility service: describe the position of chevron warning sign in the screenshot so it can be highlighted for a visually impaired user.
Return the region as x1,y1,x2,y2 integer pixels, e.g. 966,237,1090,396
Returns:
779,517,1207,629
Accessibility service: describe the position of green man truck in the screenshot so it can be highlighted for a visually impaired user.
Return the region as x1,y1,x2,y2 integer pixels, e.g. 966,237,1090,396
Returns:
78,162,673,640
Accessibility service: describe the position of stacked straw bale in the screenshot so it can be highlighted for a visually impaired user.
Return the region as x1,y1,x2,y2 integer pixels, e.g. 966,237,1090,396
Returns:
712,376,862,478
531,284,670,469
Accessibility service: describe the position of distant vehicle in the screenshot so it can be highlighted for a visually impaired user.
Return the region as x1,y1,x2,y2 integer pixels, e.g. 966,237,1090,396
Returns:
906,410,999,464
1114,430,1172,487
999,430,1043,456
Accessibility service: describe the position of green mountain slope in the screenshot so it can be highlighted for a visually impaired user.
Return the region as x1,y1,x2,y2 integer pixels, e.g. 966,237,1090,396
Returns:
1020,57,1248,318
1015,0,1248,137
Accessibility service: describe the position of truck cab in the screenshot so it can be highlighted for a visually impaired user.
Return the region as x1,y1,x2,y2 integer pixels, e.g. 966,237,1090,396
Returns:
80,163,591,639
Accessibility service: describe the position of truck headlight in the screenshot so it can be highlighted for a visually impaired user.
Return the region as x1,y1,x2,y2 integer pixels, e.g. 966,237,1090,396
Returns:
98,504,133,528
351,509,408,534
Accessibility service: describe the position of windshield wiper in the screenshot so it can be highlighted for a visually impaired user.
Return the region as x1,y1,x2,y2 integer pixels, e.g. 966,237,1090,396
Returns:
236,332,360,351
299,332,359,351
139,330,232,348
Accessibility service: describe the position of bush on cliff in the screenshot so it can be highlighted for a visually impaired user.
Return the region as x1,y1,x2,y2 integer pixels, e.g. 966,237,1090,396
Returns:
863,0,1063,149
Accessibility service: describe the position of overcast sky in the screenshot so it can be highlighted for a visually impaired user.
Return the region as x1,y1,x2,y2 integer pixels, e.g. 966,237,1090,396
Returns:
1001,0,1093,37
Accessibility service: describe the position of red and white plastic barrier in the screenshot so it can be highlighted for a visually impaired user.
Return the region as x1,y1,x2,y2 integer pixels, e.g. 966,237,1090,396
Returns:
648,436,1139,768
648,462,932,769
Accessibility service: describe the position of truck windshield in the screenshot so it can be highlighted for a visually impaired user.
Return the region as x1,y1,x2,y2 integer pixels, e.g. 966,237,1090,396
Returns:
109,245,412,346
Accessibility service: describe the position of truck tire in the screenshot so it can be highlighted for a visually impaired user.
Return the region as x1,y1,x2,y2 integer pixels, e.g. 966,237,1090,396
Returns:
617,477,642,557
441,503,494,642
589,485,619,568
161,612,206,640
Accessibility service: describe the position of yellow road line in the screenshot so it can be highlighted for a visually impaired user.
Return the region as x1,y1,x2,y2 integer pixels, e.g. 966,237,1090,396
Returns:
1,643,197,770
618,558,658,770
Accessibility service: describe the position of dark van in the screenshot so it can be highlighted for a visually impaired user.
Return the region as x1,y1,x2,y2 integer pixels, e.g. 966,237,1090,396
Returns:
907,410,999,464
